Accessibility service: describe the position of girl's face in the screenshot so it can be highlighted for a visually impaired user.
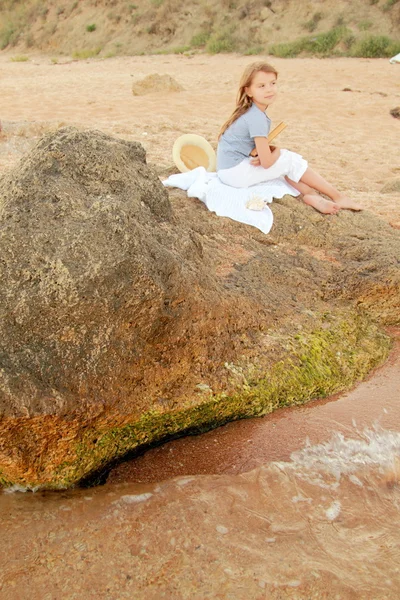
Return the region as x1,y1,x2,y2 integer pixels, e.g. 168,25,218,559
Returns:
245,71,277,111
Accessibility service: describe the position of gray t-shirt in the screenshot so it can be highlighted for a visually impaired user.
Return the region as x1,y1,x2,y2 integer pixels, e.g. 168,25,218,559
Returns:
217,103,271,171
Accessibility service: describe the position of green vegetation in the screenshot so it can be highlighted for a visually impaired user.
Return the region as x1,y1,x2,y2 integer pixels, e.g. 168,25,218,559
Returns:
244,45,265,55
358,20,373,30
335,15,346,27
0,470,12,488
0,21,17,49
350,34,400,57
152,45,191,54
190,31,211,47
269,26,400,58
206,29,238,54
343,32,357,51
0,0,398,58
10,54,28,61
269,26,349,57
383,0,399,10
304,11,323,33
0,1,48,49
171,45,191,54
72,47,102,59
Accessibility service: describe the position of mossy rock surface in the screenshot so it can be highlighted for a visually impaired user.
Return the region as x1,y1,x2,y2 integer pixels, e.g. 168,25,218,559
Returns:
0,128,399,489
55,313,391,490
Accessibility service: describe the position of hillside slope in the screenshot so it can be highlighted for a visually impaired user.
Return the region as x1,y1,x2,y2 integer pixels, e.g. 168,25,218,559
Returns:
1,0,399,57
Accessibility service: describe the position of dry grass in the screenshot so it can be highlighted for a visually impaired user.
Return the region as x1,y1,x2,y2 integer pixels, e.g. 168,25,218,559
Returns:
0,0,399,57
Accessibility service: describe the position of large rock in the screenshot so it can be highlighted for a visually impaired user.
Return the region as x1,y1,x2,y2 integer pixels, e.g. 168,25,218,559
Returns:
381,178,400,194
0,127,399,489
131,73,183,95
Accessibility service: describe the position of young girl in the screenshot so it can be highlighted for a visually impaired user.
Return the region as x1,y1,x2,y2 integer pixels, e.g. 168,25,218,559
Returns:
217,61,361,214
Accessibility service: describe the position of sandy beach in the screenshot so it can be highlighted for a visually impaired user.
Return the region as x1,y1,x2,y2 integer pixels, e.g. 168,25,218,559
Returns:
0,52,399,225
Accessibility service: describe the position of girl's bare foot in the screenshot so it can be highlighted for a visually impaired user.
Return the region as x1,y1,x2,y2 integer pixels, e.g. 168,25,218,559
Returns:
302,194,339,215
334,195,362,211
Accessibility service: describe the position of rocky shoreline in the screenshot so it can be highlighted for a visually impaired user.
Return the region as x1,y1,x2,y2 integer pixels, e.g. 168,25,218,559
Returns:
0,127,398,489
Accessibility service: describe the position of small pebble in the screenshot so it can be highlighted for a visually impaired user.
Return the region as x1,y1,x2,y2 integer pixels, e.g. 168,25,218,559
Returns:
216,525,228,535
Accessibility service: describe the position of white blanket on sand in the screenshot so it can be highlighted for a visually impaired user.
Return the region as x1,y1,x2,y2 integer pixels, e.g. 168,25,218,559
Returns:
162,167,299,234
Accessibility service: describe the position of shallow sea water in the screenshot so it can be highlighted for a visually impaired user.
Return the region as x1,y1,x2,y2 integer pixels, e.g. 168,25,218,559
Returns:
1,334,399,599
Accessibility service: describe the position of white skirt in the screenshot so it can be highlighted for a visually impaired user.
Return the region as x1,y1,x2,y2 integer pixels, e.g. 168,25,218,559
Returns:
217,149,308,189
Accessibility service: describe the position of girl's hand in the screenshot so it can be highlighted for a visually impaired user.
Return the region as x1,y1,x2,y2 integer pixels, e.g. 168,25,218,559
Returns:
250,156,261,166
251,146,277,157
254,136,281,168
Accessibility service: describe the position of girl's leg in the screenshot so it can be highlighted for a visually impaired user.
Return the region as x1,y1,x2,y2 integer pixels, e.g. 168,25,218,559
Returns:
219,152,307,188
285,177,314,196
285,177,340,215
302,194,340,215
299,168,362,211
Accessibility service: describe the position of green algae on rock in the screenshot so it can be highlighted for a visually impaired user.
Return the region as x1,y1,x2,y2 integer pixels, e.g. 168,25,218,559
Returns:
7,312,392,490
71,314,391,489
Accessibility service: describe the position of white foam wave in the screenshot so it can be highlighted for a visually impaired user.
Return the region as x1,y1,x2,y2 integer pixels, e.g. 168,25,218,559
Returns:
3,483,41,494
286,425,400,488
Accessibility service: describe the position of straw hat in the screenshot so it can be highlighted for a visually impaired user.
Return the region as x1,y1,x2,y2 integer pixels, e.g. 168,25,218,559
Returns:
172,134,216,173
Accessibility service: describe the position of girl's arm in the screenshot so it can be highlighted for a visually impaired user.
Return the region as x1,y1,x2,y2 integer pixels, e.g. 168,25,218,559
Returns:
254,137,281,169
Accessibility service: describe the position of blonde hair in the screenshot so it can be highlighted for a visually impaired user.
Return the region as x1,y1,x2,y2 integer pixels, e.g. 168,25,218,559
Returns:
218,61,278,139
